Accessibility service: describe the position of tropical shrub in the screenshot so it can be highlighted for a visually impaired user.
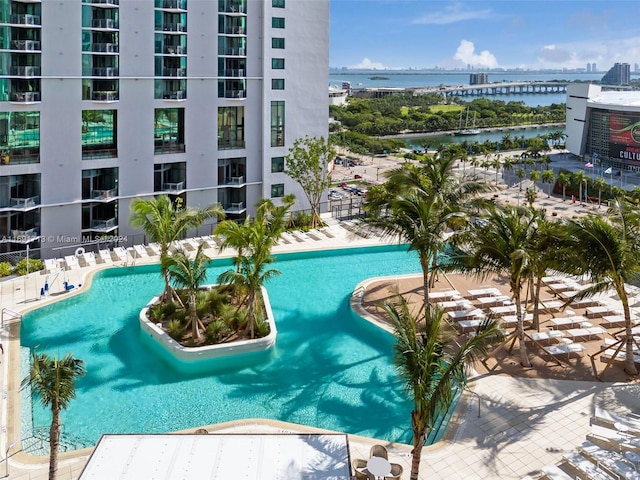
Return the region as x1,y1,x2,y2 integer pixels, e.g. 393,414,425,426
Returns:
13,258,43,276
0,262,12,277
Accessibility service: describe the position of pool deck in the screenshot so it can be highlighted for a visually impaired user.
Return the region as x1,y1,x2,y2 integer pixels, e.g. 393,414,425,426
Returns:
0,215,621,480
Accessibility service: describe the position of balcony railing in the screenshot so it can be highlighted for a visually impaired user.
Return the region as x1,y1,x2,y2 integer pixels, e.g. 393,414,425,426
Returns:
220,26,245,35
162,67,186,77
9,14,41,26
92,67,118,77
9,228,39,243
92,90,118,101
219,2,246,14
10,196,40,209
222,89,246,99
163,90,186,100
0,149,40,165
225,176,244,185
91,0,119,5
218,139,245,150
220,68,246,78
9,66,41,76
224,202,245,213
82,147,117,160
154,142,185,154
159,0,187,10
162,181,184,191
160,23,187,32
90,218,117,231
165,45,186,54
12,40,41,51
91,42,119,53
91,18,118,29
91,188,117,200
9,91,41,102
220,47,245,56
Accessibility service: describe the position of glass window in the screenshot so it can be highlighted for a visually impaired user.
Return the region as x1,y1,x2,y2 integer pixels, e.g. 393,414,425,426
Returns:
82,110,117,159
218,106,245,150
154,108,185,154
0,111,40,165
272,17,285,28
272,58,285,70
272,0,285,7
271,183,284,198
270,101,285,147
272,79,285,90
271,156,285,173
272,37,285,49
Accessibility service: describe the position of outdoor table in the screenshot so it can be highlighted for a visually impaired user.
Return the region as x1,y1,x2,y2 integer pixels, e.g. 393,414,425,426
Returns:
367,456,392,479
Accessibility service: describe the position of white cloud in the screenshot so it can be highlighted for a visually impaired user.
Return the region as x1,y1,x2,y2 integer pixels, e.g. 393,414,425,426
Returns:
348,58,389,70
530,36,640,70
413,3,492,25
453,40,499,68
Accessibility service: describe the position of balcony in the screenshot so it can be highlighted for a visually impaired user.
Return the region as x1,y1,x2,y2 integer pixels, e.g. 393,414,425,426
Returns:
220,26,245,35
220,68,246,78
0,149,39,165
11,40,41,51
154,142,185,155
88,217,117,232
91,188,117,201
223,202,245,213
159,0,187,10
8,228,39,243
92,90,118,102
162,67,186,77
220,47,245,56
160,181,184,192
91,42,119,53
165,45,186,54
91,67,118,77
8,14,41,26
222,89,246,99
91,18,118,29
218,139,245,150
160,23,187,32
219,2,246,14
9,196,40,210
9,91,40,103
224,176,244,185
90,0,119,5
163,90,186,100
9,66,41,76
82,147,117,160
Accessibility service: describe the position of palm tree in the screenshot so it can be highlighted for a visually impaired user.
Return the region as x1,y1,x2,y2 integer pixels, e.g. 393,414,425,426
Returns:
130,195,223,304
23,351,86,480
571,170,588,205
386,299,504,480
516,168,525,191
557,172,571,201
164,244,210,342
565,200,640,376
215,198,291,338
525,188,537,207
461,205,539,366
541,169,555,198
593,177,607,207
529,170,540,192
492,154,502,186
365,155,490,311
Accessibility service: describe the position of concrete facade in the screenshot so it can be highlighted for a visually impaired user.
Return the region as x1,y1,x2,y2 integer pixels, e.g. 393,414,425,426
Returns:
0,0,329,258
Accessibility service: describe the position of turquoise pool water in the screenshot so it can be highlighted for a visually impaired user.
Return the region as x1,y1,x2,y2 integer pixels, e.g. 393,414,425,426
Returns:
21,245,437,446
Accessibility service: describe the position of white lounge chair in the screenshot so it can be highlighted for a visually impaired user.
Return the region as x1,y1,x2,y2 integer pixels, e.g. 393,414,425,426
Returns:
98,249,112,264
146,243,162,256
133,245,148,258
64,255,79,270
44,258,59,274
80,252,97,267
111,247,127,261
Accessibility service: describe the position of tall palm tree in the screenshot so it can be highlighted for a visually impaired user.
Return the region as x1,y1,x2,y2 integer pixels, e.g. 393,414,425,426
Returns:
516,168,525,191
130,195,223,304
365,155,490,311
529,170,540,192
571,170,588,205
541,169,555,198
461,205,539,366
23,352,86,480
557,172,571,201
502,156,514,186
386,300,504,480
492,154,502,186
215,198,291,338
593,177,607,207
164,244,210,342
565,200,640,376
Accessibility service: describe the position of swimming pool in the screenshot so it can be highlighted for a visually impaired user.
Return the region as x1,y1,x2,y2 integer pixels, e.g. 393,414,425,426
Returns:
21,245,427,446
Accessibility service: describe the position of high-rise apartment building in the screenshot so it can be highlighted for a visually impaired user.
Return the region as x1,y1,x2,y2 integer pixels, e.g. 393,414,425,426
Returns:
469,72,488,85
0,0,329,257
601,62,630,86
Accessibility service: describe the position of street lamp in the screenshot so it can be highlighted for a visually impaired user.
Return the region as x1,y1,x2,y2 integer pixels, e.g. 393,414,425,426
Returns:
376,166,381,182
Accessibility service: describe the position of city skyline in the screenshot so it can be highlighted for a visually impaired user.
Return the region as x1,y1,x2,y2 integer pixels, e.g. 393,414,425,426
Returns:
330,1,640,71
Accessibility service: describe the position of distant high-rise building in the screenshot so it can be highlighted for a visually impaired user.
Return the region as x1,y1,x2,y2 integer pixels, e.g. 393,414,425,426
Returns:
601,63,631,86
469,73,488,85
592,63,597,73
636,63,640,73
586,63,592,73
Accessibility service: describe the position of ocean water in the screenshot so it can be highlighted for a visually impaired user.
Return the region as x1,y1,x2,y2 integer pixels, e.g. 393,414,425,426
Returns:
21,245,434,446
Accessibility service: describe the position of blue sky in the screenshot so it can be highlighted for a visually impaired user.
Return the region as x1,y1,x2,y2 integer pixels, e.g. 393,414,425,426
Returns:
330,1,640,70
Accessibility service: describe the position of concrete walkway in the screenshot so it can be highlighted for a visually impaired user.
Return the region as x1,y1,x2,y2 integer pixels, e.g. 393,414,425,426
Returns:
0,216,629,480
